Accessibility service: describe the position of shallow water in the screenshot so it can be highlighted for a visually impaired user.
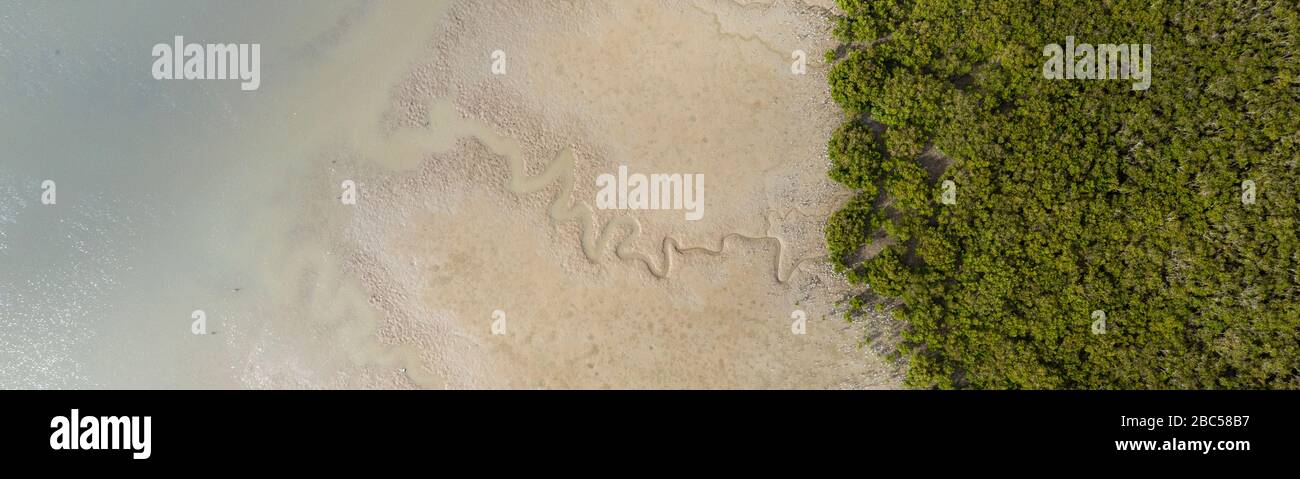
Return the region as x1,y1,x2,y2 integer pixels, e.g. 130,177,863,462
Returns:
0,0,447,388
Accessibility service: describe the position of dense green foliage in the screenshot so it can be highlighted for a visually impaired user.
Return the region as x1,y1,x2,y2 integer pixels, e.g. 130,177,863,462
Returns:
825,0,1300,388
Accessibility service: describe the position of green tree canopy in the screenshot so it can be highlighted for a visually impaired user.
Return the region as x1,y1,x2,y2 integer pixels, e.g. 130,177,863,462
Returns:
826,0,1300,389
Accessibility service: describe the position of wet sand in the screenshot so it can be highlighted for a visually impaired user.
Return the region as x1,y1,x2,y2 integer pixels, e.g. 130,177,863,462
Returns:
281,0,903,388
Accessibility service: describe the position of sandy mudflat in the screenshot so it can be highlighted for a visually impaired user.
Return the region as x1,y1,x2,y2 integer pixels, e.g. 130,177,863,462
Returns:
239,0,903,389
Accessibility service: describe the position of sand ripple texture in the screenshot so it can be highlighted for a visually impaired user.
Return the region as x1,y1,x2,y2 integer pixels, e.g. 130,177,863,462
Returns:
262,0,903,389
